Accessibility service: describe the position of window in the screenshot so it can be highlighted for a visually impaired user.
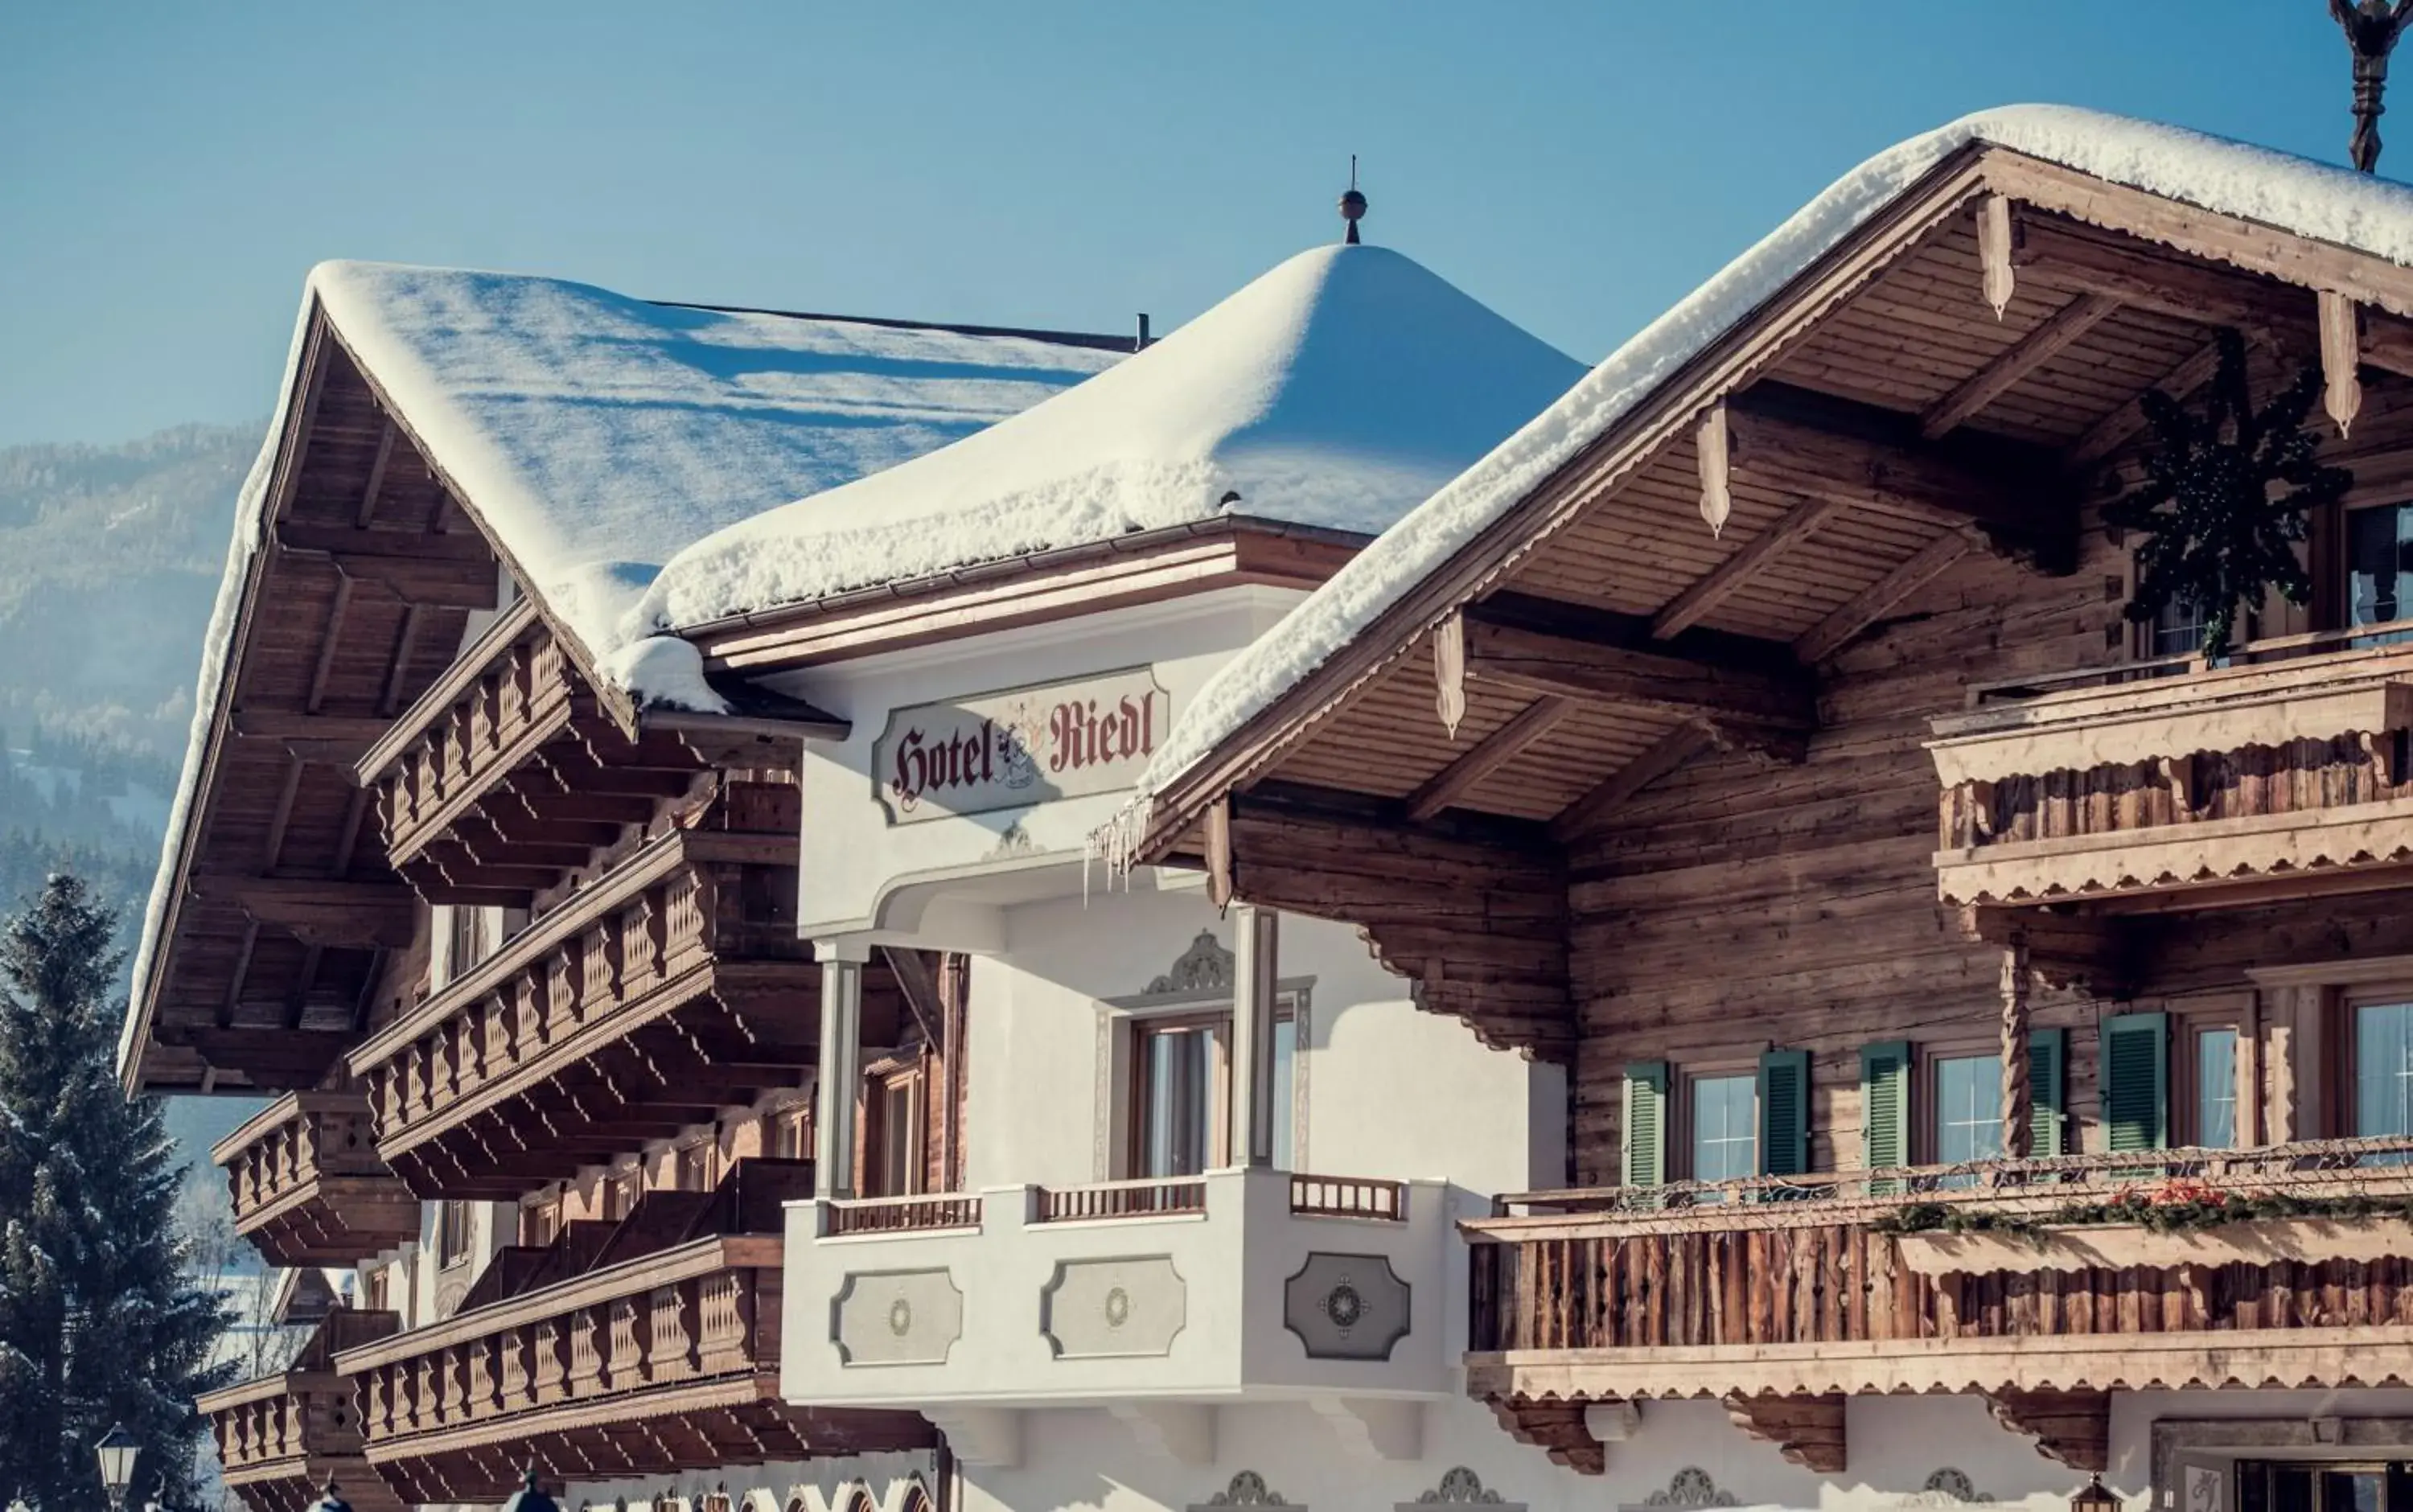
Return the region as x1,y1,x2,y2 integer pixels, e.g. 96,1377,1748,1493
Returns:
2355,1000,2413,1138
2349,502,2413,637
604,1167,641,1221
676,1140,717,1194
519,1198,560,1248
2150,593,2210,656
1688,1073,1757,1189
436,1199,473,1269
865,1064,925,1197
764,1102,811,1161
2193,1026,2240,1149
1932,1054,2004,1166
360,1266,388,1313
1134,1014,1227,1178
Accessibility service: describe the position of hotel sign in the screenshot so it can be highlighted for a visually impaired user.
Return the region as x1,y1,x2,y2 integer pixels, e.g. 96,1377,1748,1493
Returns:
873,667,1171,825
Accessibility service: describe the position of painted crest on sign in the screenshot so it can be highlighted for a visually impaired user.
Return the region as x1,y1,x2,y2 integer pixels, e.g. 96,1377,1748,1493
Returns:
873,667,1171,824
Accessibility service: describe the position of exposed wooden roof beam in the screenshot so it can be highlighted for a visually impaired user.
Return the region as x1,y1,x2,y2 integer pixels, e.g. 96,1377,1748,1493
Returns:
1794,529,1976,664
356,419,396,528
1724,1392,1846,1474
1548,721,1717,843
2012,219,2303,346
379,602,426,717
1651,495,1848,639
187,875,416,947
1465,614,1813,733
216,918,261,1030
260,755,305,872
1920,292,2123,439
1406,695,1576,821
2066,335,2226,464
1727,382,2075,570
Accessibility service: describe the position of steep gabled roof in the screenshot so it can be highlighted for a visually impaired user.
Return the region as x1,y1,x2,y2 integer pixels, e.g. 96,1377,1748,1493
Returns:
1104,105,2413,864
639,243,1585,632
123,265,1123,1091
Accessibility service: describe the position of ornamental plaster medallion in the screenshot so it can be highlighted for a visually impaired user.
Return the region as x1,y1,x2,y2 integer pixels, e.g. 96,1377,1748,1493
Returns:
1406,1467,1518,1506
1194,1471,1299,1508
1282,1250,1412,1361
1642,1469,1739,1509
1043,1255,1185,1358
831,1268,962,1366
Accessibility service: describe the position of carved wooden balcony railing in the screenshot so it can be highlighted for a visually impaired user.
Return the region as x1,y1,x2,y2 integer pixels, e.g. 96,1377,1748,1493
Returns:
1928,634,2413,912
353,604,709,906
332,1231,932,1503
212,1091,419,1267
346,824,825,1194
197,1309,405,1512
1466,1138,2413,1475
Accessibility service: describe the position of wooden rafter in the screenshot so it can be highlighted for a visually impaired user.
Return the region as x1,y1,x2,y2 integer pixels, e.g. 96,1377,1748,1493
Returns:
1920,291,2123,439
1407,694,1576,821
1466,615,1813,733
1722,1391,1846,1473
1548,721,1717,842
356,418,397,528
1651,495,1848,639
2067,335,2226,464
2013,219,2303,345
1794,529,1975,663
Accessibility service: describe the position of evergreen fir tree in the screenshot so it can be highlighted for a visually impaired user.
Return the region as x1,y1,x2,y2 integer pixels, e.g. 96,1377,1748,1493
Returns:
0,875,232,1506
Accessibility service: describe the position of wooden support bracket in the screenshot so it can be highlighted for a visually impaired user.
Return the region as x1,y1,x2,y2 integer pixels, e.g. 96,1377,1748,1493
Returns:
1487,1395,1605,1476
1722,1391,1847,1473
1982,1387,2111,1472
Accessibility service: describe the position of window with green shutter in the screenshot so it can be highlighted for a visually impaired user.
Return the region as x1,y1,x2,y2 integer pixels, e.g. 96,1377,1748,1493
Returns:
1758,1049,1811,1178
1860,1042,1910,1195
1622,1062,1668,1189
2101,1012,2169,1152
2029,1026,2068,1157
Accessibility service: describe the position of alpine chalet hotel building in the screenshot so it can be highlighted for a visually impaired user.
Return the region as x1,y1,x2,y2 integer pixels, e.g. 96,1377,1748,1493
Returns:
146,105,2413,1512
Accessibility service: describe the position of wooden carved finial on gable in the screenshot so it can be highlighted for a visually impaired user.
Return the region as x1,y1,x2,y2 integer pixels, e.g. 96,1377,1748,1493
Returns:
1696,401,1731,538
2335,0,2413,172
1433,611,1468,738
1977,195,2016,319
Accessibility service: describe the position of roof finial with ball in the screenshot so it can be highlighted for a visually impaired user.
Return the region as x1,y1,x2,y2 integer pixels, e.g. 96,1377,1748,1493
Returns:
1339,155,1367,244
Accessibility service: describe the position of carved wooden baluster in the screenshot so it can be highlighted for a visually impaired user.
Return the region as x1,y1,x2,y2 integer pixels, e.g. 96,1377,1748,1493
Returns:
582,922,613,1015
410,1353,437,1432
649,1282,698,1383
499,1323,531,1411
360,1365,388,1441
621,896,656,986
565,1305,602,1397
549,947,578,1033
532,1315,568,1403
697,1271,755,1374
608,1293,643,1390
664,869,705,968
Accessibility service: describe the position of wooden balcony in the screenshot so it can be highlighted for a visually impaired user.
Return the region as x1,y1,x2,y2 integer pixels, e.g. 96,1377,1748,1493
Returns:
198,1309,406,1512
334,1171,931,1503
346,824,857,1195
212,1091,419,1267
1928,634,2413,914
1466,1138,2413,1476
354,605,845,908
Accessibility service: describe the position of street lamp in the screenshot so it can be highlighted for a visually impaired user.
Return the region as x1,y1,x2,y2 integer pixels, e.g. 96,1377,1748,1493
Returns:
502,1467,559,1512
92,1427,139,1512
2070,1477,2123,1512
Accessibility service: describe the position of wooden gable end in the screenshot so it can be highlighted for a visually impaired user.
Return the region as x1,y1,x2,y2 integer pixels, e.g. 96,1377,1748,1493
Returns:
1136,142,2413,1074
133,309,508,1094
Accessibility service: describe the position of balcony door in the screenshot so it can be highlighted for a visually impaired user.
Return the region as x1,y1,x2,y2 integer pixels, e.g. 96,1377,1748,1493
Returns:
1133,1013,1229,1178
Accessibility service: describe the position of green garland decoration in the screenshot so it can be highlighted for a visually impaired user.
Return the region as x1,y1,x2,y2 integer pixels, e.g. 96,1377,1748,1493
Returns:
1872,1189,2413,1243
2103,327,2352,659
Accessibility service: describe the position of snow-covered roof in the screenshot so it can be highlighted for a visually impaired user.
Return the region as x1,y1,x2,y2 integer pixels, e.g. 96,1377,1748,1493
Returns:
1104,105,2413,859
125,265,1122,1079
636,244,1587,632
313,262,1128,666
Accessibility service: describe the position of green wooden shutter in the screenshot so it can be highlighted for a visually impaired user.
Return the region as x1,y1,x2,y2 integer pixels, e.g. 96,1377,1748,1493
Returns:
2029,1026,2067,1157
1622,1062,1668,1189
1758,1049,1811,1178
2100,1011,2169,1152
1860,1042,1911,1195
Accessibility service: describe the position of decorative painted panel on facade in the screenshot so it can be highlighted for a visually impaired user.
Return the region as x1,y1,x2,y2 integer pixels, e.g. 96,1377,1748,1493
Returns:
832,1268,964,1366
1041,1255,1186,1358
1284,1250,1411,1362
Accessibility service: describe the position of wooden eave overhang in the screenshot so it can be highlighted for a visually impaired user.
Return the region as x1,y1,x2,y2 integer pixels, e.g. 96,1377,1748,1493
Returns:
1127,141,2413,877
682,513,1364,673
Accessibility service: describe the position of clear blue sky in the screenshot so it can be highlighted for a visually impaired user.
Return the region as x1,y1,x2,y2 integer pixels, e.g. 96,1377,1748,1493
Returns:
0,2,2371,449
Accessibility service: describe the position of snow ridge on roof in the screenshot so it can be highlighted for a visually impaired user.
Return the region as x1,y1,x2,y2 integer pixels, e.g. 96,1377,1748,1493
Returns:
124,263,1120,1076
314,261,1125,667
636,243,1587,634
1103,105,2413,863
